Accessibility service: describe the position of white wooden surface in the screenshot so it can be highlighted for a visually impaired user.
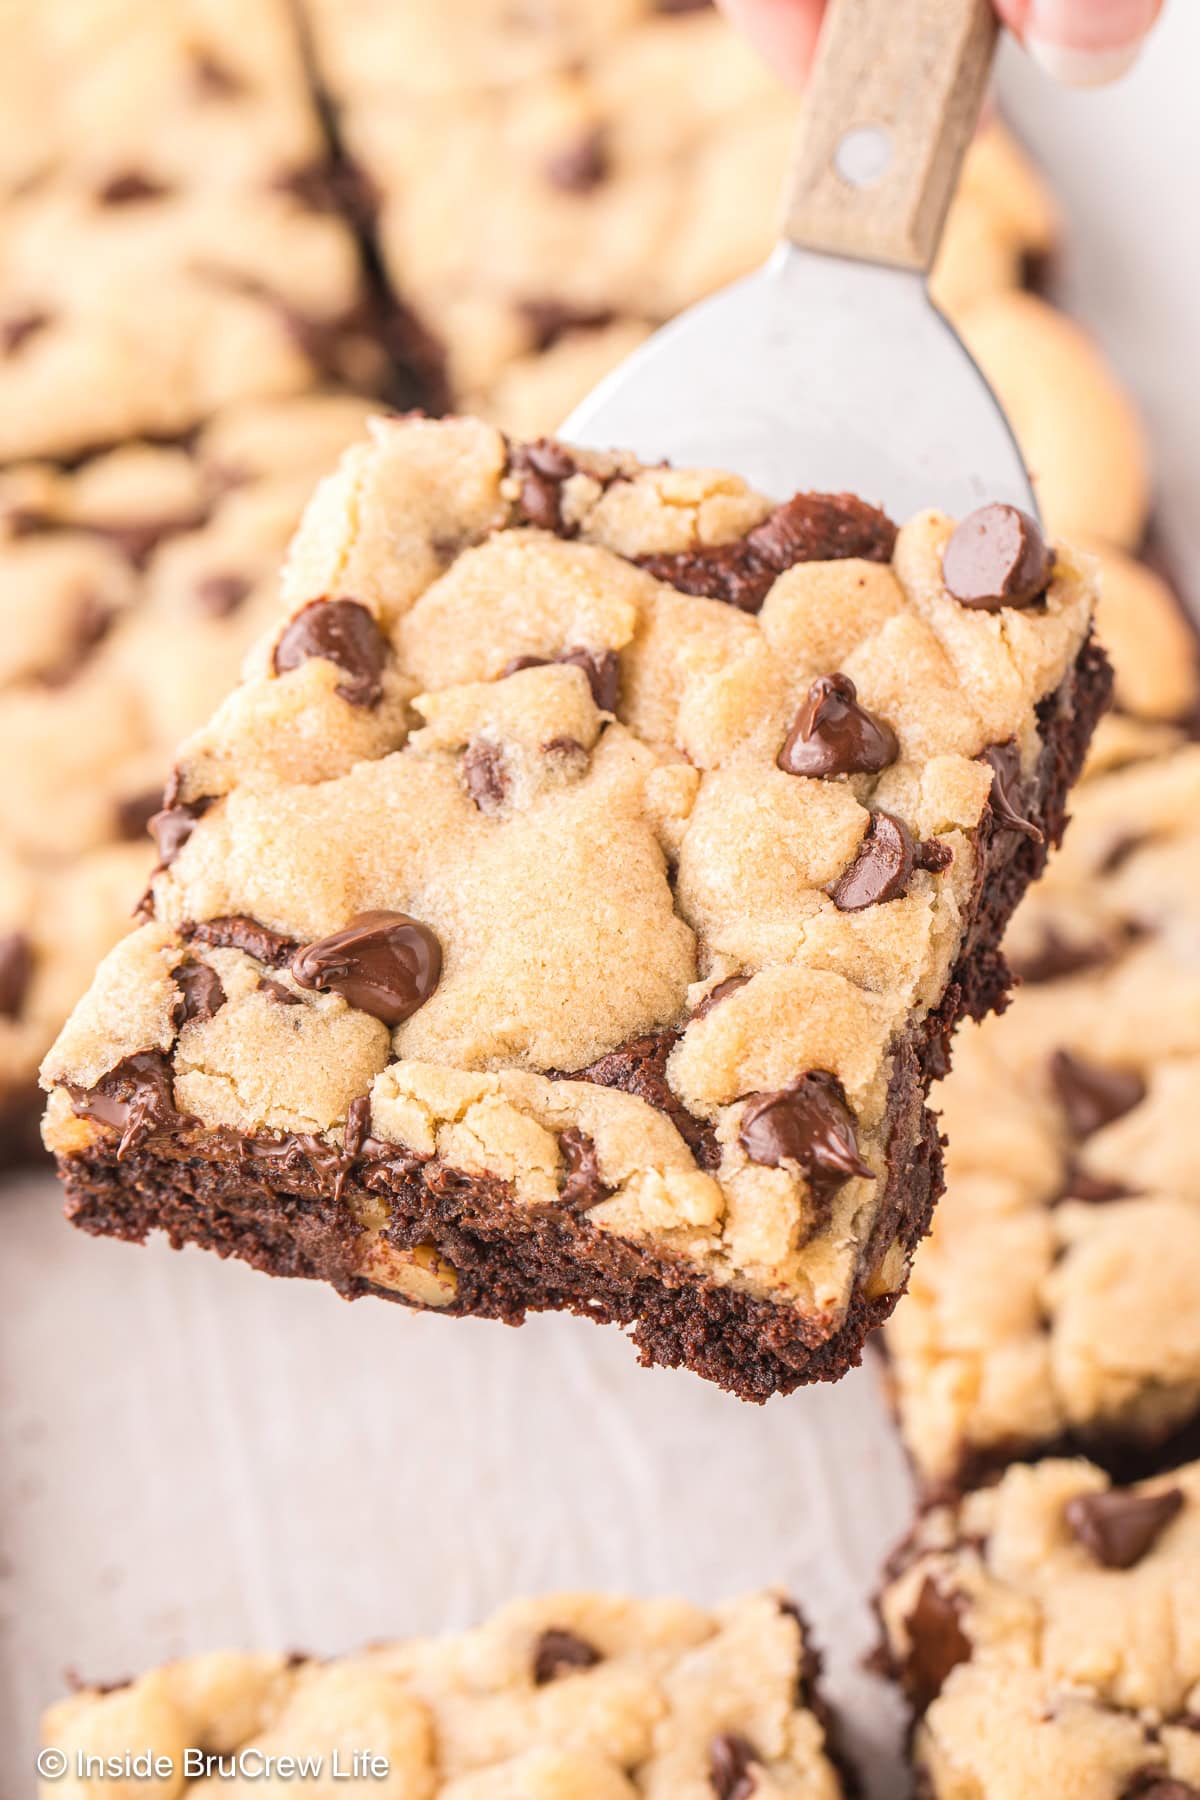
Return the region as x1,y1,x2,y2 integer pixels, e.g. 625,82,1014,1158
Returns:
1,11,1196,1792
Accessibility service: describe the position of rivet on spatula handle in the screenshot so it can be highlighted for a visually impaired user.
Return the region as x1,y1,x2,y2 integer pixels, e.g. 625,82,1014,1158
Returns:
782,0,999,272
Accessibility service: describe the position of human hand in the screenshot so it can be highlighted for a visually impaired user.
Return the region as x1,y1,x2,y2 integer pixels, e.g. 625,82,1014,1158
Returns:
716,0,1164,88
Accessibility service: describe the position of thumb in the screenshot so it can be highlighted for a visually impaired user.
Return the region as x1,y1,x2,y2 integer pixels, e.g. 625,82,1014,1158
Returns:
996,0,1164,86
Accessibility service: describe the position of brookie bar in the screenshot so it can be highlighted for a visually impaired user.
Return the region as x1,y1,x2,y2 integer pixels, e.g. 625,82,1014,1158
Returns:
41,416,1109,1397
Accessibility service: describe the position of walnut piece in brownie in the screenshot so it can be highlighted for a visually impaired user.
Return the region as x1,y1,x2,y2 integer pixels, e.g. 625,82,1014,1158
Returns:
886,743,1200,1488
41,416,1108,1398
878,1457,1200,1800
43,1590,849,1797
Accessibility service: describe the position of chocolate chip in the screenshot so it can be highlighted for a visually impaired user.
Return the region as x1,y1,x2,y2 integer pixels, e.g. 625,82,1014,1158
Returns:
277,159,378,222
520,300,615,353
273,599,387,707
1050,1049,1146,1139
171,961,226,1026
36,595,114,688
291,911,442,1026
708,1732,759,1800
96,171,171,205
193,573,251,618
191,48,246,95
508,440,579,533
638,492,896,615
916,838,953,871
463,741,509,813
69,1052,184,1159
1010,925,1114,985
259,977,302,1005
532,1628,602,1685
943,504,1053,610
1122,1778,1200,1800
738,1071,873,1202
149,799,210,868
902,1577,972,1712
2,310,50,355
505,646,619,713
546,126,609,192
114,790,162,843
184,915,296,967
691,974,751,1020
1059,1166,1133,1204
0,932,33,1020
830,811,915,910
979,741,1042,841
557,1128,609,1211
1065,1486,1184,1569
778,673,898,778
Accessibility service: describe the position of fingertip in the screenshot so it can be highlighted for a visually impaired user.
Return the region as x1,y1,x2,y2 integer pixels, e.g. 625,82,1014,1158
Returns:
715,0,825,89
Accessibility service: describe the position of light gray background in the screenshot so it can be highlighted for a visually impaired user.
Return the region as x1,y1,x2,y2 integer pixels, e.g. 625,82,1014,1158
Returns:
2,12,1197,1793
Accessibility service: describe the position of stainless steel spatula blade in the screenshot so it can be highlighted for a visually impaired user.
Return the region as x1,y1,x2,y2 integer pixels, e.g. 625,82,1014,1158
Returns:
563,0,1037,521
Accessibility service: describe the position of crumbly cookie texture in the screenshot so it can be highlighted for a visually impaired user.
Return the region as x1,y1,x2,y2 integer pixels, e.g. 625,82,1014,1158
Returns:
42,1590,848,1799
885,742,1200,1489
878,1457,1200,1800
0,394,372,1159
41,415,1106,1396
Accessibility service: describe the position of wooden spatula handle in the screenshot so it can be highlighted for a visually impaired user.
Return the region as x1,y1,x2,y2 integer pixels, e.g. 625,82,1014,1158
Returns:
782,0,999,271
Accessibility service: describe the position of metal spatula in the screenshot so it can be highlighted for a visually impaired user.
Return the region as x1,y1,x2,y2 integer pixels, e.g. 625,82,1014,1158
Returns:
562,0,1036,522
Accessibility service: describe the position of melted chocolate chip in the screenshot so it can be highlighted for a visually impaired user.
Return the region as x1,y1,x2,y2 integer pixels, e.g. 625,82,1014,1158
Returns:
1065,1485,1184,1569
273,598,388,707
291,911,442,1026
1050,1049,1146,1138
0,931,33,1020
532,1628,602,1685
708,1732,759,1800
943,504,1053,610
903,1577,972,1712
36,595,114,688
692,974,751,1020
738,1072,873,1202
830,811,915,911
778,673,898,779
149,799,211,868
570,1029,720,1172
509,440,579,532
2,310,50,355
916,838,953,871
557,1128,609,1211
184,915,296,967
193,572,251,617
259,976,302,1005
638,492,897,614
1010,925,1114,985
546,126,609,191
69,1052,184,1158
505,646,620,713
96,171,171,205
171,961,226,1026
463,740,509,813
980,741,1043,841
114,790,162,843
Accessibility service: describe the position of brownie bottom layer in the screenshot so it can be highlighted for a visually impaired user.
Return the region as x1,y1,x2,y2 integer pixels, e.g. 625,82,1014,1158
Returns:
54,636,1112,1398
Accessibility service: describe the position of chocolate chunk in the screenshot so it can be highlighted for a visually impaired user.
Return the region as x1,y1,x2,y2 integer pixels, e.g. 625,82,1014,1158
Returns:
1059,1166,1132,1204
291,911,442,1026
36,595,114,688
149,799,210,868
546,126,609,191
979,741,1043,841
943,504,1053,610
2,310,50,355
778,673,898,778
505,646,619,713
463,741,509,813
708,1732,759,1800
184,915,296,967
691,974,751,1020
738,1071,874,1202
171,961,226,1026
1065,1485,1184,1569
193,573,251,618
96,171,171,205
114,790,162,842
557,1128,609,1211
1122,1779,1200,1800
0,931,33,1020
916,838,953,872
830,811,915,910
638,492,896,614
1050,1049,1146,1138
532,1628,602,1685
273,598,387,708
520,300,615,353
903,1577,972,1711
508,440,579,533
1010,925,1113,985
259,977,302,1005
69,1052,184,1159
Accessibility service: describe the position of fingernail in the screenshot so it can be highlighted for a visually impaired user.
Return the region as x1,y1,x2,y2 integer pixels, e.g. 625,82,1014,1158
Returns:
1024,0,1159,85
1025,33,1144,84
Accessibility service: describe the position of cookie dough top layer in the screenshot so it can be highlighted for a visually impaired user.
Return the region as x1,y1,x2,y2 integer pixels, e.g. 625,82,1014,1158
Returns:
42,416,1095,1313
880,1457,1200,1799
43,1590,846,1798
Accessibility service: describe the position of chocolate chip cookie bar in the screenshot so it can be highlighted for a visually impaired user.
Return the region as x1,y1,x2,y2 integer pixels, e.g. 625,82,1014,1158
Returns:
877,1457,1200,1799
885,738,1200,1489
40,416,1108,1395
43,1590,850,1796
0,394,372,1164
